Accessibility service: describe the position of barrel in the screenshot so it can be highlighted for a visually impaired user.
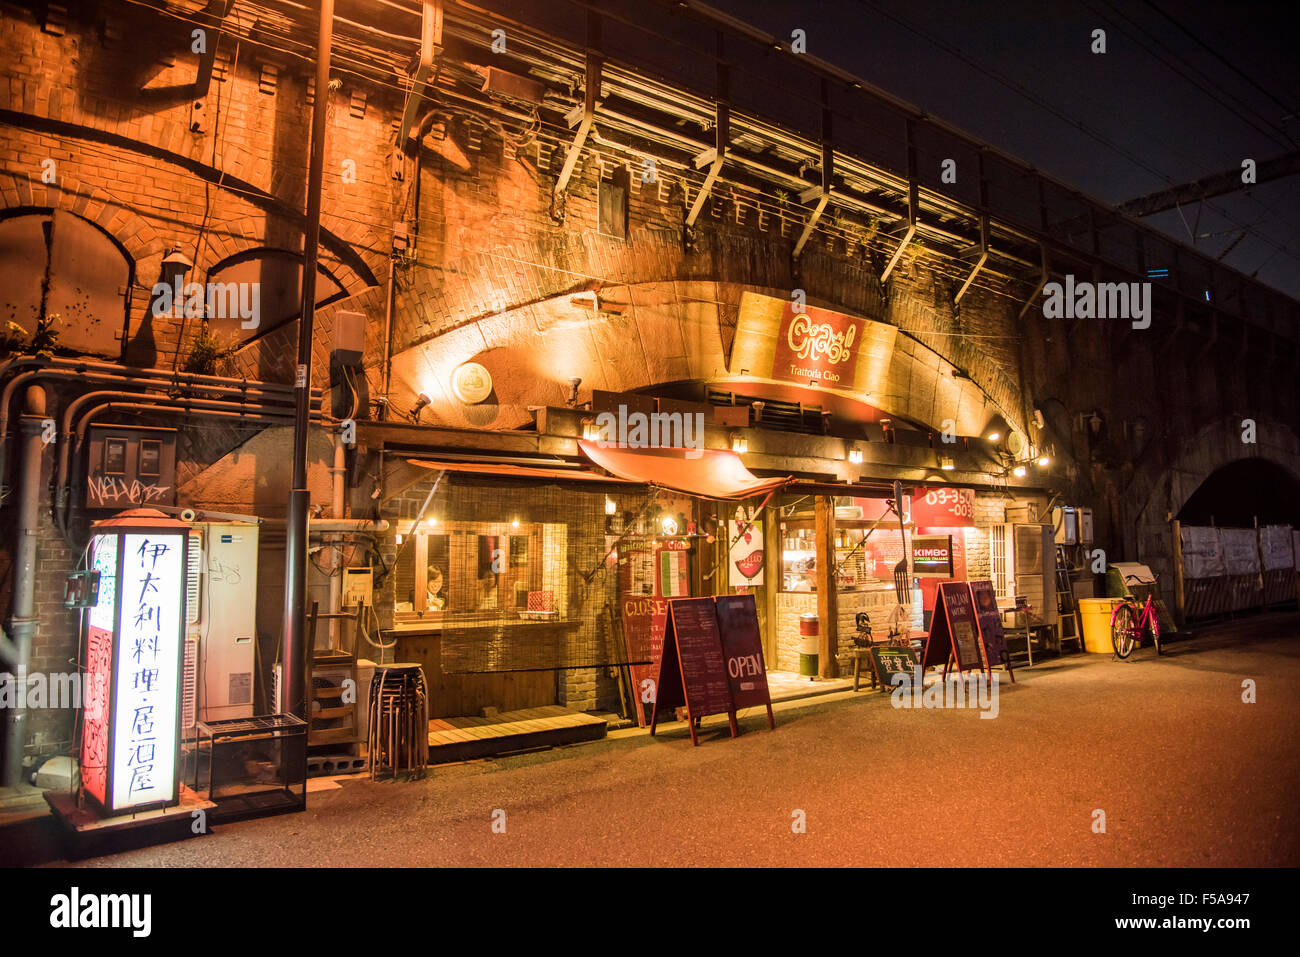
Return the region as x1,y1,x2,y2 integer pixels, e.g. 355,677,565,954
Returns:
798,613,819,678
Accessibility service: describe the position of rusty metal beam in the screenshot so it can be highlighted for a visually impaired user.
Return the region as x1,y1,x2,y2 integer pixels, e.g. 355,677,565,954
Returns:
955,215,989,304
1017,244,1050,319
400,1,443,146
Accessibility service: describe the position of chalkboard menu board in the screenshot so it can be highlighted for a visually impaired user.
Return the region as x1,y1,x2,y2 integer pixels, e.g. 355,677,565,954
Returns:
921,580,983,672
715,595,775,726
651,598,735,744
870,646,920,687
969,579,1013,681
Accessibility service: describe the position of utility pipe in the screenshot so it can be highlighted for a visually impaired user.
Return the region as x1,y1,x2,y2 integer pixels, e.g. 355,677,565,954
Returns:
2,385,46,786
55,392,322,538
283,0,335,722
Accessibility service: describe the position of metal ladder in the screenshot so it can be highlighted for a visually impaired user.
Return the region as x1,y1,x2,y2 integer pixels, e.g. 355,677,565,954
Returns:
1055,546,1083,651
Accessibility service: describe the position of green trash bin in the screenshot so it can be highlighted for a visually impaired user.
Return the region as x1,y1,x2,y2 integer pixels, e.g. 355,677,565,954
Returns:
799,613,819,677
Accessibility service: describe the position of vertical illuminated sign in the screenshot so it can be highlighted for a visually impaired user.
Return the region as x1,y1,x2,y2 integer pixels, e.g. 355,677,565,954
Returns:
80,518,187,815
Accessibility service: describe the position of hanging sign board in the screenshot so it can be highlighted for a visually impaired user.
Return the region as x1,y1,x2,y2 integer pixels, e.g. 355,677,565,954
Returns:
911,534,954,578
920,580,982,673
968,579,1014,682
650,598,737,745
714,595,775,728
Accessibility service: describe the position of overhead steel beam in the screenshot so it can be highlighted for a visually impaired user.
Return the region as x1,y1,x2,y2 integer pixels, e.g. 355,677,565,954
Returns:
554,47,601,197
954,215,989,304
685,35,729,230
793,86,833,259
193,0,233,99
400,1,443,146
1017,244,1050,319
1118,149,1300,217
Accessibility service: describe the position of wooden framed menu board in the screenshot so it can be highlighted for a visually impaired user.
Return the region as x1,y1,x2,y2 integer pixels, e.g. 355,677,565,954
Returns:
968,579,1015,683
650,598,737,745
920,580,983,673
714,594,775,729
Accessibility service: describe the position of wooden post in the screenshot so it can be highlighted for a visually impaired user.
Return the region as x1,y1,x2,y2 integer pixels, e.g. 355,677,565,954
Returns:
1170,519,1186,628
763,500,781,667
815,496,839,678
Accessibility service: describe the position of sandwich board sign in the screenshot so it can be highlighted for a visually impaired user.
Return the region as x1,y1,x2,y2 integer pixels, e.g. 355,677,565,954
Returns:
714,594,775,730
920,580,982,674
968,579,1015,683
650,598,736,745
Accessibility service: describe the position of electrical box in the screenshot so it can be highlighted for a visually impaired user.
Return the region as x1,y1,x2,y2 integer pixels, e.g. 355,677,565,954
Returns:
185,521,259,724
1078,507,1094,544
1052,506,1079,545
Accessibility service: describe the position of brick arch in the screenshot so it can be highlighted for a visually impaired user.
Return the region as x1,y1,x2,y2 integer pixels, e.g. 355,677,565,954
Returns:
0,171,164,267
1122,413,1300,593
393,229,1027,439
390,276,1025,441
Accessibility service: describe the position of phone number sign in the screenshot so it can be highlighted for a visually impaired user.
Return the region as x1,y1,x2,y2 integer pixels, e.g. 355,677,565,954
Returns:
911,487,975,528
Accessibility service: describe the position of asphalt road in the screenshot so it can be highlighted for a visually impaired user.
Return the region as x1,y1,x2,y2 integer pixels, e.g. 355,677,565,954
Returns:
23,615,1300,867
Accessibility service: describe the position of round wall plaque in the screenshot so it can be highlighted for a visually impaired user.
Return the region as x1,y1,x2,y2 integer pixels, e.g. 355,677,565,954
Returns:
450,362,493,404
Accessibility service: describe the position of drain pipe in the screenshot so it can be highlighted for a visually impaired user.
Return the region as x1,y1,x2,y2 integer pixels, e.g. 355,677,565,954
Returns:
2,385,46,786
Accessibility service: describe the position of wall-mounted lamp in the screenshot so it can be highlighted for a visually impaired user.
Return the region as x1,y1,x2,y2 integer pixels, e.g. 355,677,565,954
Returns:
879,418,895,444
848,445,864,465
984,413,1009,444
409,392,432,422
751,400,765,424
939,455,955,471
730,432,748,454
581,416,600,441
1012,465,1028,478
566,376,582,406
605,498,616,516
1036,452,1051,468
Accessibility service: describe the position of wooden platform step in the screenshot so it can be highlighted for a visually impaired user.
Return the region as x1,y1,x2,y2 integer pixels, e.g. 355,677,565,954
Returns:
428,706,606,763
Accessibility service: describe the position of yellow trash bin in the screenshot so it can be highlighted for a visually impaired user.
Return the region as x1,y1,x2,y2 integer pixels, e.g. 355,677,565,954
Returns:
1078,598,1126,653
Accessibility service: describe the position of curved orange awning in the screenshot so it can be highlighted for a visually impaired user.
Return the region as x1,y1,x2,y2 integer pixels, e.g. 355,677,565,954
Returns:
579,440,790,500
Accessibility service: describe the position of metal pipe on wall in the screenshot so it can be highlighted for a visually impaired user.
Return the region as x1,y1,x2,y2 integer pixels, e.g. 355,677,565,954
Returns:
283,0,335,722
2,385,46,786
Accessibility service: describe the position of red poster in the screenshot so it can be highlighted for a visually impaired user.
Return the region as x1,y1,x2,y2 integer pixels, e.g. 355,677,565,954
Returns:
771,302,865,388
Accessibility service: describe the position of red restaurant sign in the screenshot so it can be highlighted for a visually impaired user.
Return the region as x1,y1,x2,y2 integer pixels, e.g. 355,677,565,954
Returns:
771,302,865,387
911,487,975,528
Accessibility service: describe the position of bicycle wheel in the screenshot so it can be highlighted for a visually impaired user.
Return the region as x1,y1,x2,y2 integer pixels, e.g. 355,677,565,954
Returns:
1111,603,1137,658
1149,609,1161,656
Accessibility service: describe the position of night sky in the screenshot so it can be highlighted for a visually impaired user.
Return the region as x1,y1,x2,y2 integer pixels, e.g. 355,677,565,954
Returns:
706,0,1300,298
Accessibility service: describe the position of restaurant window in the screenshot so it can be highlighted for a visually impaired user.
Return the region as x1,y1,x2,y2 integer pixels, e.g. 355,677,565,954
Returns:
778,494,908,593
393,523,550,624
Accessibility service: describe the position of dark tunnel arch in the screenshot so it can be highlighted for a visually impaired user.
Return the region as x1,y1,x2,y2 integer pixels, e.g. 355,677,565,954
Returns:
1177,458,1300,527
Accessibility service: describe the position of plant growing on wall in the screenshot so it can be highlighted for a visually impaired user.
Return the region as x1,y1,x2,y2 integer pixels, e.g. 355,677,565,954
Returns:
182,324,235,375
0,313,63,358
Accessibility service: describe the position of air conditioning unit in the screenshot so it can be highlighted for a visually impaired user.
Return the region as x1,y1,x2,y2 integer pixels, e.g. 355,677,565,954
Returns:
185,521,259,724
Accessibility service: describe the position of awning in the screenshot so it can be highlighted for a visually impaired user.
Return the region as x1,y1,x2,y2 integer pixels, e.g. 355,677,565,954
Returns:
578,440,790,500
407,458,633,484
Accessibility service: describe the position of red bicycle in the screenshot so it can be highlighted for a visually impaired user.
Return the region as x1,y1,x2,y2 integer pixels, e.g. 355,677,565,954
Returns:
1110,571,1162,659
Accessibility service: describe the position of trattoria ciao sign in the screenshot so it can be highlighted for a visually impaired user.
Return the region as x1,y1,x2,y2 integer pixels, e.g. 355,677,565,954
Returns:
784,311,856,381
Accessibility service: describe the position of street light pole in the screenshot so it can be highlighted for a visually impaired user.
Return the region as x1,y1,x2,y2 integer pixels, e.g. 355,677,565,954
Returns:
282,0,334,720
